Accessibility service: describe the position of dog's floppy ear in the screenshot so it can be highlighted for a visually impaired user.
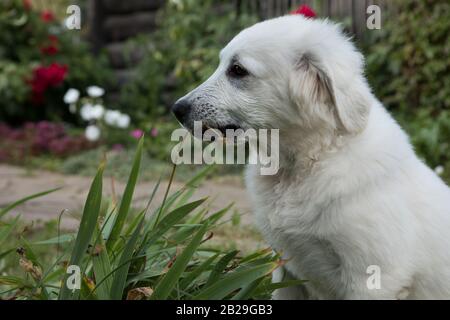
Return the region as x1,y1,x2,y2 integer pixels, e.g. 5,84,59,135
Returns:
289,53,369,134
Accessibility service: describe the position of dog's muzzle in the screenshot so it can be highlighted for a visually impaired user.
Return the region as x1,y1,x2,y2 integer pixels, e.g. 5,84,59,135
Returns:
171,99,191,124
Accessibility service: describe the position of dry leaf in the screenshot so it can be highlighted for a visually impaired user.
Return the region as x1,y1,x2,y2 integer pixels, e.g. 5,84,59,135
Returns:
19,257,42,281
89,244,104,256
126,287,153,300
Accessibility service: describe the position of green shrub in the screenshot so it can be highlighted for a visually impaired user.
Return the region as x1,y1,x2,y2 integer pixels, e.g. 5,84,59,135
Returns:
364,0,450,179
0,0,111,123
0,137,300,300
119,0,258,123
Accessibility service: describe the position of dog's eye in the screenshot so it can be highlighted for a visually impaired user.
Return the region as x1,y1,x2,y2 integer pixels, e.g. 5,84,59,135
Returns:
228,64,249,78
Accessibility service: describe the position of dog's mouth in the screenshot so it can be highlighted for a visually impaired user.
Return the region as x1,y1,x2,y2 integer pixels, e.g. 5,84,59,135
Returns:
215,123,242,136
191,122,244,142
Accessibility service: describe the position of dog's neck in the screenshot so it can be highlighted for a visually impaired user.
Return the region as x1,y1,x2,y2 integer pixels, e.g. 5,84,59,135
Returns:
275,126,347,178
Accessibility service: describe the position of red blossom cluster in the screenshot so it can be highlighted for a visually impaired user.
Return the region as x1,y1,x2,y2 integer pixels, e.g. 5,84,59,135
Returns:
28,63,68,105
0,121,95,162
290,5,316,18
40,9,54,23
22,0,32,11
20,5,68,105
40,35,59,55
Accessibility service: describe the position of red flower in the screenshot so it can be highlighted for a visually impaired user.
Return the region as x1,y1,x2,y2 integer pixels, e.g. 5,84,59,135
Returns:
28,63,68,105
48,35,58,43
22,0,32,11
40,10,54,23
40,45,58,55
290,5,316,18
46,63,68,85
40,35,59,55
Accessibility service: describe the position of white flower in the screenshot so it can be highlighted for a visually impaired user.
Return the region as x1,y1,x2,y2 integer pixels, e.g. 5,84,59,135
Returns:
63,88,80,104
104,110,121,126
90,104,105,120
80,103,94,121
87,86,105,98
116,114,130,128
435,165,444,175
69,103,77,114
85,125,101,141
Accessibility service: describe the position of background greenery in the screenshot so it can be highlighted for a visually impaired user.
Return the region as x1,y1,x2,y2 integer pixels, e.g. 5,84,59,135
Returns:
116,0,450,181
0,0,111,123
1,0,448,181
118,0,258,123
364,0,450,181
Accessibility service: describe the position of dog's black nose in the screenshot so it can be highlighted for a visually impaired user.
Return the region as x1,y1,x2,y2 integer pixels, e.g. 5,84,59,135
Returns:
171,100,191,123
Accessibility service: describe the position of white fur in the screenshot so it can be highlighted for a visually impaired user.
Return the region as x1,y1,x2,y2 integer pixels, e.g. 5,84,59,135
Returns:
180,16,450,299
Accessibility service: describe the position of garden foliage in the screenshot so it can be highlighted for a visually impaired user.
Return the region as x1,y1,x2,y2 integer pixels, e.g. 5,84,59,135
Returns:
365,0,450,179
0,0,110,123
119,0,258,124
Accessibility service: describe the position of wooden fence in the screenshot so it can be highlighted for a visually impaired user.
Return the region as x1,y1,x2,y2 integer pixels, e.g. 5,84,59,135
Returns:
236,0,391,38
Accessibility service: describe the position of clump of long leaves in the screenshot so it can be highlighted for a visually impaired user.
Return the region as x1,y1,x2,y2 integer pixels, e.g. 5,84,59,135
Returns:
0,137,302,300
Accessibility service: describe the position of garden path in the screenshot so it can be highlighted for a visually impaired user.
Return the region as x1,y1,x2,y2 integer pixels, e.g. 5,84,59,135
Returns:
0,165,253,230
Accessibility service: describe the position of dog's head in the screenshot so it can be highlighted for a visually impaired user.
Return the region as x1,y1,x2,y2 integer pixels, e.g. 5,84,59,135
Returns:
172,15,371,137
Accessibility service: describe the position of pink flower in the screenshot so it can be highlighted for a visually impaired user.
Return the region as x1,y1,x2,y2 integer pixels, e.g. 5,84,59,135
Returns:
130,129,144,139
150,127,158,137
290,5,316,18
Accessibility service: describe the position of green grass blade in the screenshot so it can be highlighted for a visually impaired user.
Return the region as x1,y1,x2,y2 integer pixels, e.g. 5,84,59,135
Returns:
100,202,118,240
0,215,20,246
106,136,144,250
151,223,208,300
185,165,215,188
170,209,207,243
91,228,113,300
173,187,196,208
231,277,264,300
33,233,76,245
20,237,43,268
253,279,308,296
179,253,219,291
59,164,104,300
239,248,272,264
0,187,61,218
0,275,32,287
109,217,144,300
144,189,184,233
204,204,233,225
0,248,15,261
205,250,239,288
153,164,177,227
193,262,277,300
140,198,207,252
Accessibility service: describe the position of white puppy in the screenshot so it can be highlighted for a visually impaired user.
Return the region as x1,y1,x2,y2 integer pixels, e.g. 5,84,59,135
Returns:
172,15,450,299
